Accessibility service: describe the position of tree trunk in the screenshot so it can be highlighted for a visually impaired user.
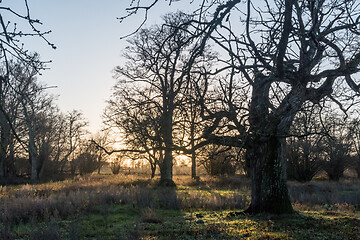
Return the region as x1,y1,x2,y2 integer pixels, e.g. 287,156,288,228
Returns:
97,155,102,174
244,76,297,214
0,130,6,177
159,107,175,186
190,120,197,179
150,163,156,179
29,133,38,180
0,127,6,177
191,150,196,179
0,153,4,177
0,110,9,178
0,79,5,177
159,149,175,186
357,155,360,178
246,135,293,214
25,111,38,180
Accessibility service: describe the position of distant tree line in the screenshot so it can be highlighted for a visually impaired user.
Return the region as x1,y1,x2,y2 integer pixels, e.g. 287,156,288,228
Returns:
0,2,117,182
0,60,110,180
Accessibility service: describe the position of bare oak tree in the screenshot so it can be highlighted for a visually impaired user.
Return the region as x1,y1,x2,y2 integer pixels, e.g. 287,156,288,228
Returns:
123,0,360,214
113,12,213,186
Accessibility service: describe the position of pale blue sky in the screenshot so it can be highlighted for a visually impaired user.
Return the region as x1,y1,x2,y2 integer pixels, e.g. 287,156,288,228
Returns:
4,0,193,133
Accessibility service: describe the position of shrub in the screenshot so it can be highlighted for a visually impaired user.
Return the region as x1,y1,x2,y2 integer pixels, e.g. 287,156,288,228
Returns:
200,145,237,176
14,157,31,176
110,163,121,175
322,140,351,181
73,152,98,175
286,138,321,182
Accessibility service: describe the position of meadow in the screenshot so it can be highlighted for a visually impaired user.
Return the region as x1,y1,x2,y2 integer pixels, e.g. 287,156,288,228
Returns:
0,170,359,239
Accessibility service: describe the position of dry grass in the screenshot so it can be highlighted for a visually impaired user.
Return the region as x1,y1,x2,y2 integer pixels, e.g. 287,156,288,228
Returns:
288,180,360,207
1,173,360,239
1,173,359,229
0,174,250,226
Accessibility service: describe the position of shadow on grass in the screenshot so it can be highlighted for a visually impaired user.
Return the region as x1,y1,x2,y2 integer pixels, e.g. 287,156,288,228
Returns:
76,187,235,240
5,184,360,239
219,211,360,240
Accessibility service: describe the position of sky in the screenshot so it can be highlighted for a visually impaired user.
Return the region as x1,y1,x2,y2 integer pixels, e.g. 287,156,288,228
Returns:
4,0,193,133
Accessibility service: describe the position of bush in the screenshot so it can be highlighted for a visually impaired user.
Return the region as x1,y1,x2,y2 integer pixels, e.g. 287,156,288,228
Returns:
322,140,351,181
73,152,98,175
200,145,236,176
286,138,321,182
110,163,121,175
14,157,31,176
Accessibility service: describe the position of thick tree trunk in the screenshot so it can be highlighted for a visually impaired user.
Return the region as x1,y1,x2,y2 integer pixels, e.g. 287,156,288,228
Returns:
159,149,175,186
0,79,5,177
357,155,360,178
246,135,293,214
0,129,6,177
190,129,196,178
245,76,297,214
190,121,197,179
159,107,175,187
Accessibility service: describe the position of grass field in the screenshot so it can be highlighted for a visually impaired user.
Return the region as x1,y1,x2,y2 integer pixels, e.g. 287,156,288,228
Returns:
0,173,359,239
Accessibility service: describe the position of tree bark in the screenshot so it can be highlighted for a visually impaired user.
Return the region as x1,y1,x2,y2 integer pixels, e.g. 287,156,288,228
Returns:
159,107,175,186
191,149,196,179
159,149,175,186
0,131,6,177
22,100,39,180
246,135,293,214
150,163,156,179
0,80,8,177
190,123,197,179
29,128,39,180
244,76,296,214
97,155,102,174
0,152,4,177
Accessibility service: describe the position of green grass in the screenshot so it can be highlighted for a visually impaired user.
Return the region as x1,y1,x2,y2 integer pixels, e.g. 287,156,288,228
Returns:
1,174,360,239
9,204,360,239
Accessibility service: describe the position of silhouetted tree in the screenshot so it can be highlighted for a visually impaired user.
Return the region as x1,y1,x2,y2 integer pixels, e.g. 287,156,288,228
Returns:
0,61,88,180
0,1,54,178
123,0,360,214
92,131,111,174
104,85,162,179
112,12,213,186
